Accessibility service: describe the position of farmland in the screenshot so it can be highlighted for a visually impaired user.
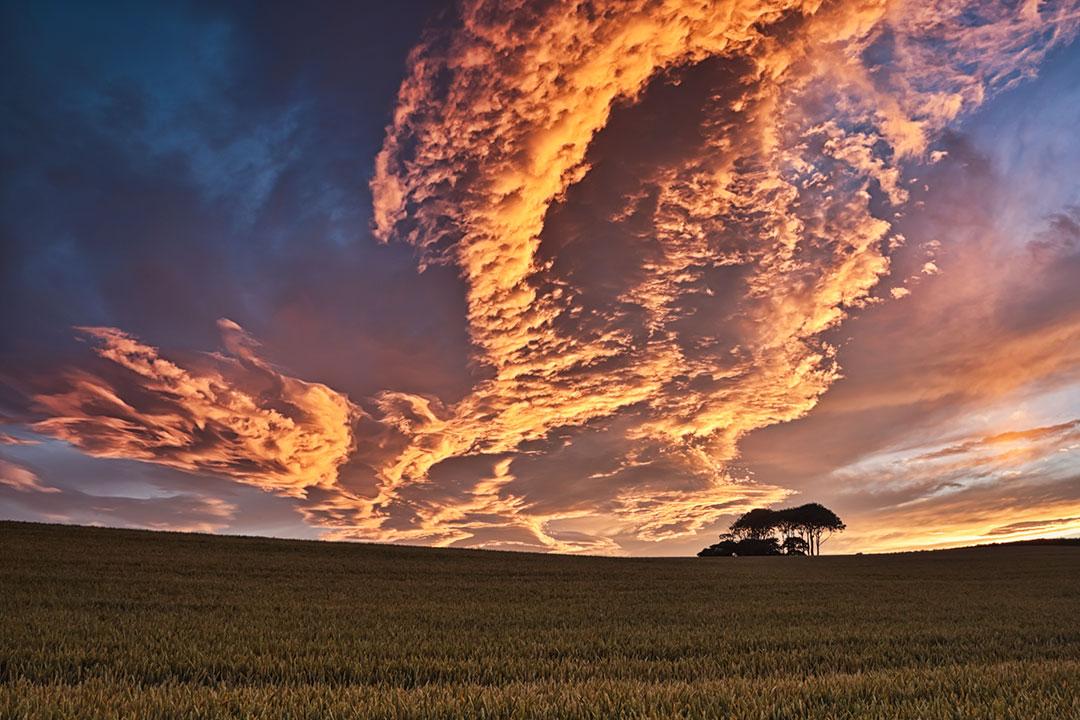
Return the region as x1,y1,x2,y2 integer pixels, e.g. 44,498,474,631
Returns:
2,521,1078,719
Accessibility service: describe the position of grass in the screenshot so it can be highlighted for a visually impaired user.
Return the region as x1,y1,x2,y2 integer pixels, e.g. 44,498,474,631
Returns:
2,521,1078,719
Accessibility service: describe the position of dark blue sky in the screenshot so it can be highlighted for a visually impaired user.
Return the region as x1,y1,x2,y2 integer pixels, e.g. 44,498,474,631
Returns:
2,0,472,401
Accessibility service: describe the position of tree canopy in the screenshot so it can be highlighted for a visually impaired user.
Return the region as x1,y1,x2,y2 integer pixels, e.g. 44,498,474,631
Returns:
698,503,846,557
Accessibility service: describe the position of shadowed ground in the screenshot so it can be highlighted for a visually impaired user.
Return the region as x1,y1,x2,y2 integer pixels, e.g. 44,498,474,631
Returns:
2,521,1078,719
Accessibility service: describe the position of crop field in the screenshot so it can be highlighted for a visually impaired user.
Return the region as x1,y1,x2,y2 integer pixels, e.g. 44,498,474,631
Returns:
2,521,1078,719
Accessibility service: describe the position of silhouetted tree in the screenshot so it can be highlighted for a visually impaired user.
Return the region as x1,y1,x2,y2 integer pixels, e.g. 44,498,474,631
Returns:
698,537,780,556
773,510,802,547
778,503,846,556
781,536,808,556
697,536,738,556
698,503,846,557
734,537,782,556
729,508,778,539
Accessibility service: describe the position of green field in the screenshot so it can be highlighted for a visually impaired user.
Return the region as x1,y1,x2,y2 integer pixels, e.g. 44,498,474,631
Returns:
2,521,1078,719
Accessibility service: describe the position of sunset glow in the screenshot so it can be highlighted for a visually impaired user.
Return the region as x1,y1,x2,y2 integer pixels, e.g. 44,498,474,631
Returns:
3,0,1079,554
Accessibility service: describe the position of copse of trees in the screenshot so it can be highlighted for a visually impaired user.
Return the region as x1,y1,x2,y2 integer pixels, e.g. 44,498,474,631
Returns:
698,503,845,557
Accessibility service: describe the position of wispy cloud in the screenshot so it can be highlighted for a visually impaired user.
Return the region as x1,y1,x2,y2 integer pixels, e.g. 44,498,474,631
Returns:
986,516,1080,537
0,458,59,494
30,320,356,498
0,435,40,445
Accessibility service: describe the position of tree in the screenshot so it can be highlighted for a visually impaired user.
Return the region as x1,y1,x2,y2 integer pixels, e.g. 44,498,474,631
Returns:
729,508,779,540
733,537,781,556
773,510,803,548
697,537,738,556
781,536,808,556
804,503,845,555
698,503,846,557
776,503,846,556
698,537,780,556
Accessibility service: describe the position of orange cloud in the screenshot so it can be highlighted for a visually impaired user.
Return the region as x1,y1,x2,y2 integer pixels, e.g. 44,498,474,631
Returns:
915,420,1080,462
984,516,1080,537
0,434,40,445
836,488,1080,554
352,0,1080,548
0,458,59,494
31,321,357,498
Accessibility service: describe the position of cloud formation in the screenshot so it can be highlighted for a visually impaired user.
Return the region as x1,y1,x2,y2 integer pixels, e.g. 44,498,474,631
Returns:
354,0,1080,548
13,0,1080,553
30,320,356,498
0,458,59,494
0,435,40,445
730,122,1080,552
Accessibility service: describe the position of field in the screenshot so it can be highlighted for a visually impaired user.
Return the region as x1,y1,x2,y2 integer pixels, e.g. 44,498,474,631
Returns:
2,521,1078,719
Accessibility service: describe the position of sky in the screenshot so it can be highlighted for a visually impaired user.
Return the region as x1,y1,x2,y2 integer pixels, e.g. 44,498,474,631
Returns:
2,0,1080,556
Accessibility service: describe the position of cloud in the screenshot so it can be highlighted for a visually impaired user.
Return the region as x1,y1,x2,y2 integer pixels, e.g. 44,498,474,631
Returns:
915,420,1080,462
0,434,40,445
0,482,237,534
985,516,1080,537
16,0,1080,553
29,320,357,498
350,0,1080,548
735,148,1080,553
833,468,1080,552
0,457,59,493
1030,206,1080,256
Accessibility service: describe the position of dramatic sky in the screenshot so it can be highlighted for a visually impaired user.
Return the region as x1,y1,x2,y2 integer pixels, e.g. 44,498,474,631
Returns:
3,0,1080,555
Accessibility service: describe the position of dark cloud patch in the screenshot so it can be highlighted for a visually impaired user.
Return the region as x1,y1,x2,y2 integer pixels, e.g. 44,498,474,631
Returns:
0,0,472,404
1030,207,1080,256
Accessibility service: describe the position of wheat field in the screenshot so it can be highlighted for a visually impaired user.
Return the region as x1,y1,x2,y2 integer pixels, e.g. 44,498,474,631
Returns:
2,521,1078,719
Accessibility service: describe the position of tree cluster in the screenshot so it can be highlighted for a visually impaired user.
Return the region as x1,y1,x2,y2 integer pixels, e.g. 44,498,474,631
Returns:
698,503,845,557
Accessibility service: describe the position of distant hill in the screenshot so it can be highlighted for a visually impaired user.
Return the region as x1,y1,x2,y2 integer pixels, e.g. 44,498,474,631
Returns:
969,537,1080,548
